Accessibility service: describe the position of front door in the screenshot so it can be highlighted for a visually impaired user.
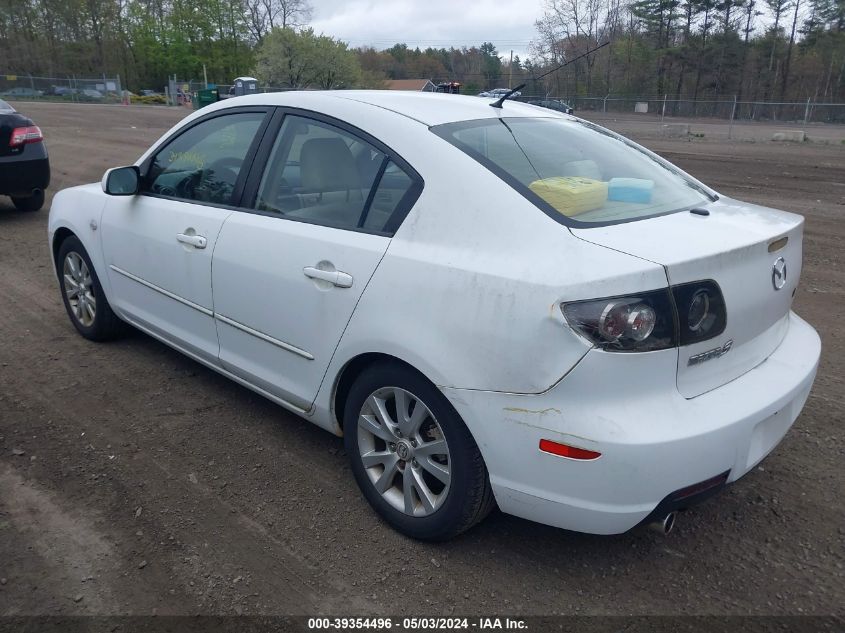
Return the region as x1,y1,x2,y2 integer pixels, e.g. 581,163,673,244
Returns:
101,109,268,363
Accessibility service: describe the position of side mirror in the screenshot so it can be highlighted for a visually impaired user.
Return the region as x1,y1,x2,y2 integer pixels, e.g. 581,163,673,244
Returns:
102,166,140,196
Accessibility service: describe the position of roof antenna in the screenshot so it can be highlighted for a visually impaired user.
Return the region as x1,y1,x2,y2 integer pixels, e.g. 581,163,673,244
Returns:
490,83,526,109
491,41,610,110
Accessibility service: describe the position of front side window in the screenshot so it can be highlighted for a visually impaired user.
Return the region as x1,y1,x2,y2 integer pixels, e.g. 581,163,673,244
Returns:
432,117,713,226
145,112,265,205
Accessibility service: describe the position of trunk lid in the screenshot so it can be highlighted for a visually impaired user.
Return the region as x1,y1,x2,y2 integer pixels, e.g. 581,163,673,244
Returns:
572,197,803,398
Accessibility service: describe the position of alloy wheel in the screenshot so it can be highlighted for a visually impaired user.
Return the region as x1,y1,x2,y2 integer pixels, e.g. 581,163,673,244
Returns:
357,387,451,517
63,251,96,327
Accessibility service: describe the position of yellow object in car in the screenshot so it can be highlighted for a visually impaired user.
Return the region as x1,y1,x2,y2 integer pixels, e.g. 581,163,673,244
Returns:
529,176,609,217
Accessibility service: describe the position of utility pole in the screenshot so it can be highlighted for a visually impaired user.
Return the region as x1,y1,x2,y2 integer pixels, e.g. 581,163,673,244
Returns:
509,50,513,89
203,64,208,89
729,95,737,139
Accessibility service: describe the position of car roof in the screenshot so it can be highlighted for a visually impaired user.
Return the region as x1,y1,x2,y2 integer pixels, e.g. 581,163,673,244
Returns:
221,90,562,127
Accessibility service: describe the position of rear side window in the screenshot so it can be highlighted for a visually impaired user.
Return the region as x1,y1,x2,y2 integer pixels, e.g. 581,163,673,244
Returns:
145,112,265,205
362,161,415,232
253,115,419,234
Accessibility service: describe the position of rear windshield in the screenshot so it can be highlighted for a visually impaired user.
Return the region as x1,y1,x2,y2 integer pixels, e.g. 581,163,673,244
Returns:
431,117,713,227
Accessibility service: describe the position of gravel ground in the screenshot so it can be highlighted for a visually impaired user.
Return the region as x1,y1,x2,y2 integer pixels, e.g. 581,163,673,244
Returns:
0,102,843,619
583,111,845,143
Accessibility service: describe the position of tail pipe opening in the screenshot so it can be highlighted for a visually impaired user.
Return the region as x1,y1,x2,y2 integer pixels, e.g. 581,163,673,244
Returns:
637,470,731,535
649,511,677,535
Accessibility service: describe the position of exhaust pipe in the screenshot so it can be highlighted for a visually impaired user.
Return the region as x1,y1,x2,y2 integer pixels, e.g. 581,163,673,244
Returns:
649,511,677,535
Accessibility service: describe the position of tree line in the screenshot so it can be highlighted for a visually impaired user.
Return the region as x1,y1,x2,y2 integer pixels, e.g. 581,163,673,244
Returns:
0,0,842,102
532,0,844,102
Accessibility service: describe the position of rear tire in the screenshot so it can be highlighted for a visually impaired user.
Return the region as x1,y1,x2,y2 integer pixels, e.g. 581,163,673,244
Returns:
12,190,45,212
57,235,125,341
344,362,495,541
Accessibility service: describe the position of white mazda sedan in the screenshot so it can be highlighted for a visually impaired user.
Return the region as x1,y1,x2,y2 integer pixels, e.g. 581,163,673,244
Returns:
49,91,821,540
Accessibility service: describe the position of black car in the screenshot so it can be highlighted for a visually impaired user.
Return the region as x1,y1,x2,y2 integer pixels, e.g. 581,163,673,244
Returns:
531,99,575,115
0,99,50,211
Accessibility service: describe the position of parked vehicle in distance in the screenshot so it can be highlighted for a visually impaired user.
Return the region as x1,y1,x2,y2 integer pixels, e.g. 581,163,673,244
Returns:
1,87,44,98
478,88,522,99
48,91,820,540
49,86,79,97
1,100,50,211
435,82,462,94
140,89,162,97
80,89,104,99
531,98,575,114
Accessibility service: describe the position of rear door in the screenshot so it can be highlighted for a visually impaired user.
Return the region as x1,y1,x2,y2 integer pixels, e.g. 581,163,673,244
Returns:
211,111,422,411
101,108,270,363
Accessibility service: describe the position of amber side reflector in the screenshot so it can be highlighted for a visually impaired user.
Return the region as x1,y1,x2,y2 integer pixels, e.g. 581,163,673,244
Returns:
768,236,788,252
539,439,601,460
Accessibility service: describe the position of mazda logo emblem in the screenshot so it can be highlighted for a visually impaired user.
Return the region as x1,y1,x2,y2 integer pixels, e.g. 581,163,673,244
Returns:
772,257,787,290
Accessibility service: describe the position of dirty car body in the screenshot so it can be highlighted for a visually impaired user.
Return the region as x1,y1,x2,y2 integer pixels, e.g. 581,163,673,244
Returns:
48,91,820,538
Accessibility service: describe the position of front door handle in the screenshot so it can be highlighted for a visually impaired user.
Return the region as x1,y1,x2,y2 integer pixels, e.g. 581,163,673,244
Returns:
176,233,207,249
303,266,353,288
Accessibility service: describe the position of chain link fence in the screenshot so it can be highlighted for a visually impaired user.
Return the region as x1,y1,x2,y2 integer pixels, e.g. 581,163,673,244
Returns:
164,78,297,106
529,94,845,124
4,75,844,125
0,73,124,103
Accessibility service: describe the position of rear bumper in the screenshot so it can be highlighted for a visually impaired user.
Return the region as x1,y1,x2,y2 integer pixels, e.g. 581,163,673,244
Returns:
441,311,821,534
0,146,50,196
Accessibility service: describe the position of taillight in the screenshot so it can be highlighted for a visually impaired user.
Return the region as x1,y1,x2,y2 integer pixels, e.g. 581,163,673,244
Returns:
562,289,676,352
561,280,727,352
9,125,43,147
672,280,727,345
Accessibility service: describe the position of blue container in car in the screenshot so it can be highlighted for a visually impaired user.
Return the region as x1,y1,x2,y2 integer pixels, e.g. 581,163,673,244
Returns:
608,178,654,203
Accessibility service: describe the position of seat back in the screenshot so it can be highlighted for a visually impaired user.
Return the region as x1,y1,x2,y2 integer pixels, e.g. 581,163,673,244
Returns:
300,137,361,194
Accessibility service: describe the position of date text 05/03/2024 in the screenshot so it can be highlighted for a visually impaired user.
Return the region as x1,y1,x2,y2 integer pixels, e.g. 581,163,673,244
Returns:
306,617,528,630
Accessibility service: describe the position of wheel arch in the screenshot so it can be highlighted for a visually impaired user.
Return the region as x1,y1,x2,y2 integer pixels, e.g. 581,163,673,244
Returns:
331,352,441,433
51,226,76,274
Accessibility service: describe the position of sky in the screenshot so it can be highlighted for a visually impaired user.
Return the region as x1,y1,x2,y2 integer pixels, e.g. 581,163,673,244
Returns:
309,0,544,60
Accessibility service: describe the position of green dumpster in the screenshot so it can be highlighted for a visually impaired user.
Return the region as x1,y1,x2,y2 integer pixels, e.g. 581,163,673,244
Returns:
193,88,219,110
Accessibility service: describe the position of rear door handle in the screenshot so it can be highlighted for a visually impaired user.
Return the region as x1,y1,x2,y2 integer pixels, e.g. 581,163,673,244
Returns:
176,233,207,249
303,266,353,288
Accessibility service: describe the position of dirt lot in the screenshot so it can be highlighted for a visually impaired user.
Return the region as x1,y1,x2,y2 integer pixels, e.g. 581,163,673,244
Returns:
0,102,843,618
585,110,845,143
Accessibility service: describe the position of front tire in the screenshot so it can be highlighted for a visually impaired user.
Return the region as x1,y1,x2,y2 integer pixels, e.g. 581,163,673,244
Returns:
57,235,124,341
344,362,495,540
12,190,45,212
